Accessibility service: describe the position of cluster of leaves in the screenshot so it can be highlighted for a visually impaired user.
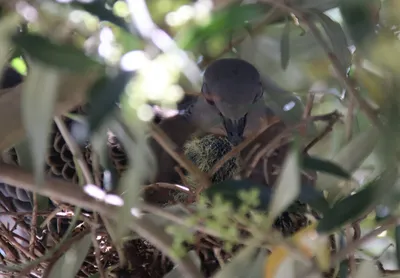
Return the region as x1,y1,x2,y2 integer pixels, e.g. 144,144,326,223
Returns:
2,0,400,278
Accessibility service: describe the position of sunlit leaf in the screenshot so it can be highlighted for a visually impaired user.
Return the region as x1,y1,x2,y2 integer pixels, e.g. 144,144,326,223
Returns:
302,155,351,180
353,260,379,278
87,71,132,133
268,145,300,220
280,18,291,70
12,33,101,72
48,233,92,278
204,179,273,211
21,62,61,186
264,246,294,278
177,3,266,50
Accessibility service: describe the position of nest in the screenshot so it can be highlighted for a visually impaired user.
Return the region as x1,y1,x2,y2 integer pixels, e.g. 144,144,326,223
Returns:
0,107,323,277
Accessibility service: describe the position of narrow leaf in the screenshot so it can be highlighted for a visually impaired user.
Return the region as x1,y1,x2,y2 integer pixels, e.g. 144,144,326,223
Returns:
302,155,351,179
312,11,351,72
22,62,60,186
13,33,101,72
317,127,379,195
317,169,397,233
395,225,400,269
14,139,49,225
163,250,201,278
73,1,130,32
265,247,295,278
48,233,92,278
280,19,291,70
87,71,132,133
268,146,300,220
214,243,262,278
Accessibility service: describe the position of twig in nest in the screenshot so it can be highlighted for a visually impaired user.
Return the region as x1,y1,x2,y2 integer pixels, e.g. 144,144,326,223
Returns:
29,193,38,255
144,181,191,194
208,117,281,178
150,123,211,191
303,92,315,119
245,111,340,178
304,111,341,153
18,207,82,277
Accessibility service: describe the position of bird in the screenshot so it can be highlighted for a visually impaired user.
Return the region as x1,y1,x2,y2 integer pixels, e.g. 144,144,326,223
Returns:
150,58,283,184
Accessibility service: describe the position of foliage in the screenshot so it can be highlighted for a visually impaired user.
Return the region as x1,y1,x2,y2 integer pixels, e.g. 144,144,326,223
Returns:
0,0,400,277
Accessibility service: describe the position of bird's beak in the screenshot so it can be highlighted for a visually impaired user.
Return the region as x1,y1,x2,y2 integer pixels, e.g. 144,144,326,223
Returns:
222,114,247,146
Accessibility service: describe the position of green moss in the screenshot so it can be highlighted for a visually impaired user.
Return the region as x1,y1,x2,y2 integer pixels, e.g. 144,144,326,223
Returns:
183,135,241,186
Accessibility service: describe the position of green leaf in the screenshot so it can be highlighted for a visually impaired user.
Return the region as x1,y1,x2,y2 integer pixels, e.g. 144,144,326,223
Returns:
317,127,380,195
339,0,380,50
0,13,21,81
394,225,400,266
109,118,153,239
73,1,130,32
204,179,273,211
87,71,132,133
213,243,265,278
297,181,329,214
396,225,400,269
311,10,351,73
12,33,101,72
163,250,201,278
261,80,317,137
268,145,300,220
21,62,61,186
317,169,396,233
302,155,351,179
14,139,49,225
48,233,92,278
177,3,266,49
280,18,291,70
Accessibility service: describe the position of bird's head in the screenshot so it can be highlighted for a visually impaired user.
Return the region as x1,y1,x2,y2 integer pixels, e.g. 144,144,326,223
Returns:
201,58,264,145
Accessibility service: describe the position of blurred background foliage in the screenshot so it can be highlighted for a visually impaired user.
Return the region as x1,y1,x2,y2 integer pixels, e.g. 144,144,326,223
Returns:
2,0,400,277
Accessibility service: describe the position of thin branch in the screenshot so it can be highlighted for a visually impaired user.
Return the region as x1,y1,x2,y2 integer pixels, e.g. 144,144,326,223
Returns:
0,162,203,278
150,122,211,191
54,116,94,185
259,0,383,129
29,193,38,255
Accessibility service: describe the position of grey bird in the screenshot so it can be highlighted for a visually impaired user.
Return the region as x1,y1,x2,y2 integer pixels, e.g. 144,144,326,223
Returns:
189,58,275,145
150,58,279,183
